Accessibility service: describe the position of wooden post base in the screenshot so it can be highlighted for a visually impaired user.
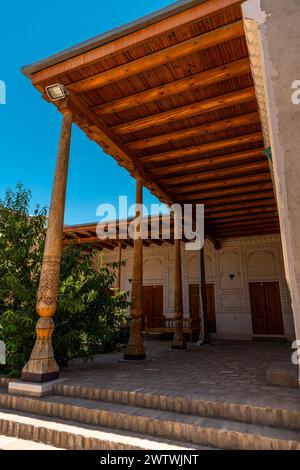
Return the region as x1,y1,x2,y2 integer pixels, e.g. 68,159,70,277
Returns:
21,318,59,383
172,321,187,350
124,319,146,360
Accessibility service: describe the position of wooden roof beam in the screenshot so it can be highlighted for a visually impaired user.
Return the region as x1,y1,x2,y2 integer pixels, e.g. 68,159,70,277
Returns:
128,111,260,151
181,182,274,201
94,58,251,116
205,199,276,213
212,214,279,225
206,206,278,220
171,174,271,194
212,222,280,232
142,132,263,165
196,191,275,206
216,228,280,238
216,219,280,229
63,237,116,249
69,21,245,94
158,148,264,184
112,87,256,135
151,157,269,180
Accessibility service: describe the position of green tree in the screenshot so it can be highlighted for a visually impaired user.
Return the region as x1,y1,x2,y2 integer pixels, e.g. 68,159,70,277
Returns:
0,184,129,376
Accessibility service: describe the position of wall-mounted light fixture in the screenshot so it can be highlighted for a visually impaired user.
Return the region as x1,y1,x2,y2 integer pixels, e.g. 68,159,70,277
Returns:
229,273,235,280
45,84,69,102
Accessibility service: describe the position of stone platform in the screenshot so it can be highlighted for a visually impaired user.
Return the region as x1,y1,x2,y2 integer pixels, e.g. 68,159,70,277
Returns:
60,340,300,407
0,340,300,450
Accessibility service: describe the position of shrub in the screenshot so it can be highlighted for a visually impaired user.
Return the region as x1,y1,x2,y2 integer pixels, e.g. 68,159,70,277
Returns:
0,184,129,376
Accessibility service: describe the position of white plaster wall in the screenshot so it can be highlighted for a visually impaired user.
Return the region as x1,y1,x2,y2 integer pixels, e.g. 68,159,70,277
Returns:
98,235,294,340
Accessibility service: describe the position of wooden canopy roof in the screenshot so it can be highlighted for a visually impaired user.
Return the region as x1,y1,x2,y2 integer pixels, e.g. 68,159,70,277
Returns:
22,0,279,241
63,217,186,250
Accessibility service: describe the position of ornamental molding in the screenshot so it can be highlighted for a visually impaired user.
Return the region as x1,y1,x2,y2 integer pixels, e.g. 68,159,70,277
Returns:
243,17,271,148
220,234,281,247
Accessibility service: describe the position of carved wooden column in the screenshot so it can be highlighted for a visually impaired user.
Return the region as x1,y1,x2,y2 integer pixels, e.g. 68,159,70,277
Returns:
200,247,210,344
22,108,73,382
172,238,186,349
124,177,146,360
117,240,122,290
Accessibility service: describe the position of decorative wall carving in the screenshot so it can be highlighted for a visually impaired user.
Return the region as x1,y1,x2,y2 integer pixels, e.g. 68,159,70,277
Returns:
243,17,271,148
99,234,293,338
247,250,277,277
221,295,243,310
219,250,242,289
187,254,199,281
143,257,163,282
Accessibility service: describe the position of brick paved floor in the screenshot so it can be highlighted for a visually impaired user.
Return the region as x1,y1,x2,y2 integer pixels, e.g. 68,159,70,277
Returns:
60,340,300,410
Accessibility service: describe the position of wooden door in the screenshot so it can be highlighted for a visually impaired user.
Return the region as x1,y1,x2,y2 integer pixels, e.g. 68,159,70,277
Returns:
206,284,216,333
189,284,216,333
142,285,164,329
249,282,284,335
142,286,153,330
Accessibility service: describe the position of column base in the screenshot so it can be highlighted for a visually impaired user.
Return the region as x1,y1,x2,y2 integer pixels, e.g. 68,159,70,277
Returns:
21,358,59,384
21,370,59,383
21,317,59,384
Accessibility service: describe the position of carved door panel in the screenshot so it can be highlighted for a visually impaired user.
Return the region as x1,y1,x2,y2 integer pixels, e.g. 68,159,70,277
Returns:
249,282,284,335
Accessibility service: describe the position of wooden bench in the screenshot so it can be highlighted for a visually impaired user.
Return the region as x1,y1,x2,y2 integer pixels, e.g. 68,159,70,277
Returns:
144,316,200,341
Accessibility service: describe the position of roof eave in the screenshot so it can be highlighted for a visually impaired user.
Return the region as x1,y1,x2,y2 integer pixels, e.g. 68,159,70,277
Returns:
21,0,208,79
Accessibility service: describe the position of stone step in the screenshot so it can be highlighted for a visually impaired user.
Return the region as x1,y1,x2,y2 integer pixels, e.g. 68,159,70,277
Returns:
0,433,62,450
53,382,300,432
1,390,300,450
0,410,210,450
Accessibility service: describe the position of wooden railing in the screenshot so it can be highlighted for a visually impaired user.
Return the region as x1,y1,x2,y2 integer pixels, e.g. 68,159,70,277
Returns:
165,317,192,329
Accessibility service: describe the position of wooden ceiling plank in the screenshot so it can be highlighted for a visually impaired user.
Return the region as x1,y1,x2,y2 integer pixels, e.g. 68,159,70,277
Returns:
112,87,256,135
129,111,260,151
142,132,263,164
94,58,250,116
69,21,245,94
67,92,173,205
151,153,269,181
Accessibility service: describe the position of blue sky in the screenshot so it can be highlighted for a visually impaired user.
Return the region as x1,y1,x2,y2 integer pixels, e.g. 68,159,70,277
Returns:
0,0,174,224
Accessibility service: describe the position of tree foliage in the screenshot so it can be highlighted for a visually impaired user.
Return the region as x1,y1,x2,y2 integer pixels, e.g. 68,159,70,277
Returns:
0,184,129,376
